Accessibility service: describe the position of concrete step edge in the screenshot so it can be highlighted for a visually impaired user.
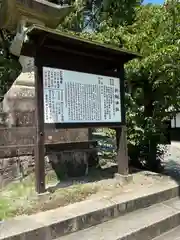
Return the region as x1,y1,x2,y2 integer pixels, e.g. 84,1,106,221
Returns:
152,225,180,240
59,198,180,240
121,212,180,240
0,183,179,240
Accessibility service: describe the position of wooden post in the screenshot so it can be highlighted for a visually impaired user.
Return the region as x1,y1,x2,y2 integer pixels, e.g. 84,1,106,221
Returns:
88,128,93,140
34,65,45,193
115,65,129,175
116,126,129,175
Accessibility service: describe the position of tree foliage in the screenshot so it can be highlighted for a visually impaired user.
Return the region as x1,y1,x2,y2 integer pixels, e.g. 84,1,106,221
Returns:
61,0,142,31
124,4,180,170
77,3,180,171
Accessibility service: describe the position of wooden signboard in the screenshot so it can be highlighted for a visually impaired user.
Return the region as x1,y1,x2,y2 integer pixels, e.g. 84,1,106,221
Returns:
21,25,139,193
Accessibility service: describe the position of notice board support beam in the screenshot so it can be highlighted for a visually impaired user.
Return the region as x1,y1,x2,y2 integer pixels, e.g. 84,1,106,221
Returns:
115,66,128,175
34,64,46,194
116,126,129,175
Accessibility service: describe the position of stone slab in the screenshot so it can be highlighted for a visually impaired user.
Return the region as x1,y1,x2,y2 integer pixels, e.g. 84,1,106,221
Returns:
0,181,180,240
59,199,180,240
153,226,180,240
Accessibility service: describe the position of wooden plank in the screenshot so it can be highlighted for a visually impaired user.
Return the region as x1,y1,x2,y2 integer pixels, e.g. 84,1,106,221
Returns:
0,140,98,158
44,128,88,143
45,140,98,153
0,127,88,146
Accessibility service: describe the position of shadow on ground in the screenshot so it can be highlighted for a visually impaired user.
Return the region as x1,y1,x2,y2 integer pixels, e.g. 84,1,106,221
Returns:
144,159,180,197
46,163,141,192
163,160,180,183
47,143,180,196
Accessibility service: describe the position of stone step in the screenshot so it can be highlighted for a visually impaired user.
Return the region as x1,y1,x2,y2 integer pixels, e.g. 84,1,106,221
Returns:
153,226,180,240
0,183,179,240
59,197,180,240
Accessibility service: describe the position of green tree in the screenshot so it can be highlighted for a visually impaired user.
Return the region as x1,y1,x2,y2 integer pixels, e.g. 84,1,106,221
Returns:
124,4,180,171
78,3,180,171
61,0,142,31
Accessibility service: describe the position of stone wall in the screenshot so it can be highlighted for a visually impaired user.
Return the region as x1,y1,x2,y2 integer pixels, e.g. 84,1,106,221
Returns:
0,156,35,188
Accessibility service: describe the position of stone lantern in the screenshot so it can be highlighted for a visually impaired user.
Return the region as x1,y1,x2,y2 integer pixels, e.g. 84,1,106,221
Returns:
0,0,73,121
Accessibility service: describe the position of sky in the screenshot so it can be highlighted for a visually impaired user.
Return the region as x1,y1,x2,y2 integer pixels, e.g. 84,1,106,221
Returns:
143,0,164,4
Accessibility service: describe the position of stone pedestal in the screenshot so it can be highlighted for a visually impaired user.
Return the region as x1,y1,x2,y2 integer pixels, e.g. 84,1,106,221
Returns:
3,55,35,126
3,56,35,110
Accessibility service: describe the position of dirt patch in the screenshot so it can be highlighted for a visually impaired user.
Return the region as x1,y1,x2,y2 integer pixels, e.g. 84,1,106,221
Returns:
0,164,175,221
1,142,180,221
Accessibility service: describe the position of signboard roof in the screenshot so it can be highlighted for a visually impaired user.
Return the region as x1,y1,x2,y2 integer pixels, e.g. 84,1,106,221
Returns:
22,25,141,63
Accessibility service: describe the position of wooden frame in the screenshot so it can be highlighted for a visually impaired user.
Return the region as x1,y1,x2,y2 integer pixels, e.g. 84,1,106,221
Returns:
21,25,139,193
36,59,125,129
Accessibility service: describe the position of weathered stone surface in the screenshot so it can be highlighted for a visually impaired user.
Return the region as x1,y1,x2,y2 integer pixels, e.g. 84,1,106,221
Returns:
47,149,98,179
154,225,180,239
0,0,73,32
46,153,86,179
59,203,180,240
114,173,133,185
0,156,34,187
0,155,53,188
0,111,35,127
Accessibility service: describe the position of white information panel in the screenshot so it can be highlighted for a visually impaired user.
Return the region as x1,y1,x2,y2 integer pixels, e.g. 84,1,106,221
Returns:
43,67,121,124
